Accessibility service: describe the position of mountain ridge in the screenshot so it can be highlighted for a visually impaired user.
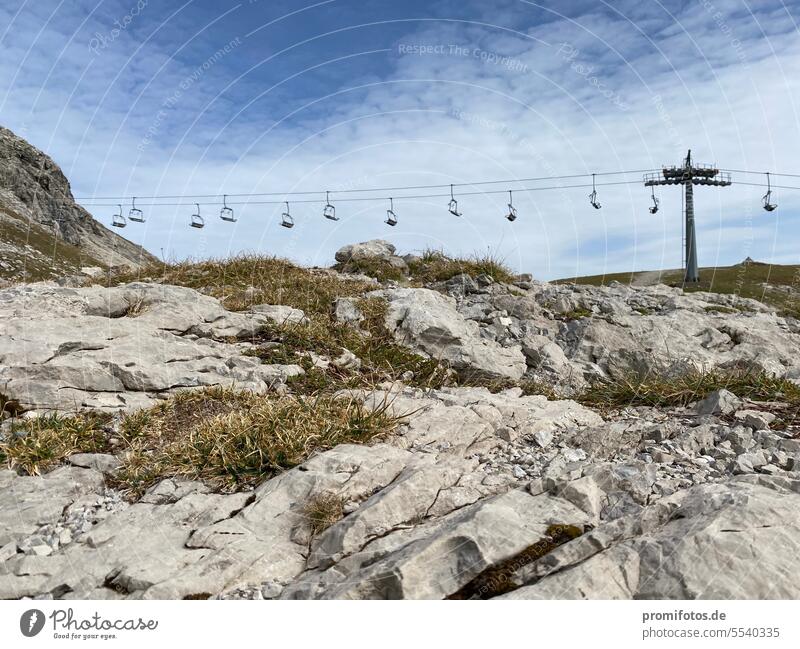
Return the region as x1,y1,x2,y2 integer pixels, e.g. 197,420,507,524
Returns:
0,125,155,281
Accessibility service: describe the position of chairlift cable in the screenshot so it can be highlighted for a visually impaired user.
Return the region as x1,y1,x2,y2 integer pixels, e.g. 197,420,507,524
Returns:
89,178,800,209
74,169,664,203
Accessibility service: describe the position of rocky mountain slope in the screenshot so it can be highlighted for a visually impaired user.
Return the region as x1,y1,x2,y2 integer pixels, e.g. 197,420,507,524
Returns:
0,126,155,281
1,240,800,600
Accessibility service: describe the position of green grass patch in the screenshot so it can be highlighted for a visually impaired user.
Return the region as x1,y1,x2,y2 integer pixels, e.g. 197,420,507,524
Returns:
561,308,592,321
3,388,404,498
703,305,737,314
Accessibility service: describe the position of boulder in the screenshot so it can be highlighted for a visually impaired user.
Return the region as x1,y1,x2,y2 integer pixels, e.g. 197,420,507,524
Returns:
734,409,776,430
374,287,526,380
335,240,397,263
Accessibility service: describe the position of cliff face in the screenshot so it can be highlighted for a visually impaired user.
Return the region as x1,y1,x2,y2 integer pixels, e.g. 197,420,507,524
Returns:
0,126,156,279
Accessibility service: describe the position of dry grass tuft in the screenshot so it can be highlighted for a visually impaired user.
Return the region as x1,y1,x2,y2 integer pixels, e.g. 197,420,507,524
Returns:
302,492,345,537
408,248,515,284
114,254,376,315
250,297,453,395
333,257,407,283
111,386,403,497
0,413,112,475
579,368,800,411
2,387,404,498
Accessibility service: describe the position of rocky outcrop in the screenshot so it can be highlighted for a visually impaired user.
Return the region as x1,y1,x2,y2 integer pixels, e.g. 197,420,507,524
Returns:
3,240,800,600
434,275,800,391
3,381,800,600
0,282,303,412
501,477,800,599
0,126,154,271
374,287,527,380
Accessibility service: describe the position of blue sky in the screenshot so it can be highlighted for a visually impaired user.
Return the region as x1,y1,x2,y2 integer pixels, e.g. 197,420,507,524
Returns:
1,0,799,279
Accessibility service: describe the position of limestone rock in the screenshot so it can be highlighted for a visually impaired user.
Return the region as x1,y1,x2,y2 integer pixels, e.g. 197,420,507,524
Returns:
249,304,308,326
67,453,121,474
283,489,590,599
335,239,397,263
0,282,303,412
694,389,742,416
374,287,526,380
502,478,800,599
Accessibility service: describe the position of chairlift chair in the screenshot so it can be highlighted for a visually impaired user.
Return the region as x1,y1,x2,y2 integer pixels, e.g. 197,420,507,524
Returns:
589,174,601,209
649,187,660,214
762,172,777,212
323,191,338,221
385,198,398,227
448,184,462,216
281,202,294,228
128,197,145,223
190,203,205,229
506,190,517,222
220,194,237,222
111,204,126,228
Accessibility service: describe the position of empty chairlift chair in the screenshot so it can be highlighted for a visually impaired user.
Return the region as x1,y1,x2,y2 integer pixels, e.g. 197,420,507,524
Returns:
281,202,294,228
220,194,236,222
762,172,777,212
448,184,462,216
589,174,602,209
385,197,397,226
649,187,660,214
111,204,126,228
506,190,517,222
190,203,205,229
323,191,338,221
128,197,145,223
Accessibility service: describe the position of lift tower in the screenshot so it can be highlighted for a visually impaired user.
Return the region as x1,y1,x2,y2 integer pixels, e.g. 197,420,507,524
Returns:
644,150,731,283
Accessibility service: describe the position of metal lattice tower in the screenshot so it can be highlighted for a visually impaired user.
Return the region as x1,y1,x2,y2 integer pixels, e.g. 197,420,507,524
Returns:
644,150,731,283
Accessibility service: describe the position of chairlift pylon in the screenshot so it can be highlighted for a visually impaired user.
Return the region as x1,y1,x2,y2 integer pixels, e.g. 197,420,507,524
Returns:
190,203,205,229
762,172,777,211
385,197,397,226
506,190,517,222
323,191,338,221
281,202,294,228
111,204,126,228
128,197,145,223
649,186,660,214
589,174,601,209
220,194,236,222
448,184,462,216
